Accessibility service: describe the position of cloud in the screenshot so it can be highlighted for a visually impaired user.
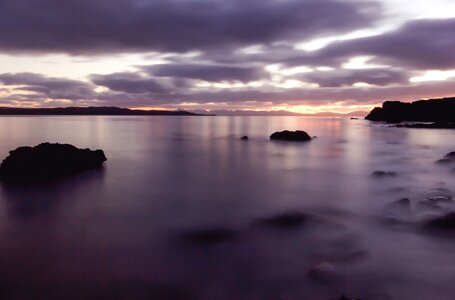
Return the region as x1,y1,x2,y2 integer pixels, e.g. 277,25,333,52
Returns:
2,70,455,110
0,73,95,100
2,3,455,111
145,64,267,83
0,0,379,54
307,18,455,69
91,73,168,94
301,68,408,87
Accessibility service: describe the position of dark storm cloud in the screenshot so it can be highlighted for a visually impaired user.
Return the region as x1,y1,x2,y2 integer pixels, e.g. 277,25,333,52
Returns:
302,68,408,87
145,64,267,83
91,73,168,94
303,18,455,69
0,0,379,54
0,73,95,100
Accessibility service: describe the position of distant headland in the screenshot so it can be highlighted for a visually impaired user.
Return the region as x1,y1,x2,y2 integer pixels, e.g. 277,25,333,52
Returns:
366,97,455,126
0,106,207,116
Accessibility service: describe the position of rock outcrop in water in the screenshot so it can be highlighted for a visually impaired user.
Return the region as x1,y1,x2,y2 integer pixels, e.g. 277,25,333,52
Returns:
0,143,106,182
365,97,455,123
270,130,312,142
371,170,397,177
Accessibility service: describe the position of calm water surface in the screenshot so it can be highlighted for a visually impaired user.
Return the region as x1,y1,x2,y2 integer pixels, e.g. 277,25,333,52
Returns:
0,116,454,299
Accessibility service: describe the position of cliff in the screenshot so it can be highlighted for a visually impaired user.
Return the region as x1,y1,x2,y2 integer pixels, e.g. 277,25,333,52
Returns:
365,97,455,122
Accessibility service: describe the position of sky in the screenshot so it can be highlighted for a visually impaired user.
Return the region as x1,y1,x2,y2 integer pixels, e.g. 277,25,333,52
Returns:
1,0,455,113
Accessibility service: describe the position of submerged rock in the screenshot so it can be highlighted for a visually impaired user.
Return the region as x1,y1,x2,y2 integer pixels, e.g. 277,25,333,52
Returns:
425,212,455,230
436,152,455,164
383,198,413,223
337,295,361,300
436,158,453,164
308,262,340,283
416,200,442,213
428,196,453,204
0,143,106,182
270,130,312,142
258,211,308,228
240,136,249,140
395,122,455,129
180,228,237,246
371,170,398,177
385,198,412,212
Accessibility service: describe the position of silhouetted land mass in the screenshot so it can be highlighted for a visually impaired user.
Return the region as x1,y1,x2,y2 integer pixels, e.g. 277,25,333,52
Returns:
0,143,106,182
365,97,455,124
0,106,205,116
270,130,312,141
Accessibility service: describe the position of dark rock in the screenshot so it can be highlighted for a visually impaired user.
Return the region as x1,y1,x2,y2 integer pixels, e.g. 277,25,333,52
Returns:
270,130,312,142
428,196,453,204
371,170,397,177
181,228,237,246
259,211,308,228
437,152,455,164
0,143,106,182
384,198,412,218
416,200,441,212
240,136,249,140
387,198,411,209
436,158,453,164
395,122,455,129
425,212,455,230
337,295,361,300
350,117,359,120
365,97,455,123
308,262,339,283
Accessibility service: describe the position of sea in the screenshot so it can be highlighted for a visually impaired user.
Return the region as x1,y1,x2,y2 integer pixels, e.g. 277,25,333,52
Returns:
0,116,454,299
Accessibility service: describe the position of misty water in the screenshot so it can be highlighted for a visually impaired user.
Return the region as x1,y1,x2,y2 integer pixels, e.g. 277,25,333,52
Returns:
0,116,455,299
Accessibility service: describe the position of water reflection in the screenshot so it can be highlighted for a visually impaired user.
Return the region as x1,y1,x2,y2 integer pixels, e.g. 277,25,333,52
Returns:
0,116,452,299
0,169,105,218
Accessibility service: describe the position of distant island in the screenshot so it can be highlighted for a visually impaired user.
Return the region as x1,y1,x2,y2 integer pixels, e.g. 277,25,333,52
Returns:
193,109,367,117
366,97,455,125
0,106,206,116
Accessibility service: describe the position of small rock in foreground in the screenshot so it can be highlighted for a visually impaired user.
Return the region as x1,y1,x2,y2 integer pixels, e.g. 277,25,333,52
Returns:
240,136,249,140
270,130,312,142
0,142,106,182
